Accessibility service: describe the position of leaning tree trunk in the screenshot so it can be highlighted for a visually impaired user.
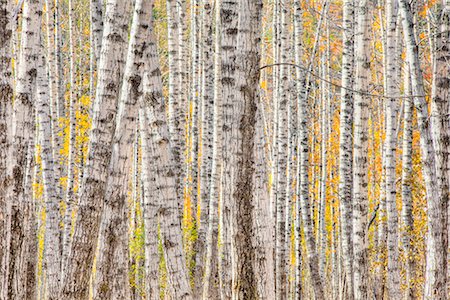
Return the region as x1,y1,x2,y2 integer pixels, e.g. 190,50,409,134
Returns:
61,0,132,298
229,0,263,298
0,1,14,297
139,22,193,300
295,2,327,299
352,0,372,298
6,1,42,298
36,37,61,300
398,0,445,297
93,0,153,298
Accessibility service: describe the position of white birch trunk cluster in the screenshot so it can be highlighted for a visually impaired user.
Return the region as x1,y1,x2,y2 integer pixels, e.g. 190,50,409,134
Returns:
0,0,448,299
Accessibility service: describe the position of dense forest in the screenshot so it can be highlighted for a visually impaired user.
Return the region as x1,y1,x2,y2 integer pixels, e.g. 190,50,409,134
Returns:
0,0,449,299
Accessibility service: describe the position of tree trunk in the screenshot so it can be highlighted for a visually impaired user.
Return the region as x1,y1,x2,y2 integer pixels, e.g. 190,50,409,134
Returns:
0,1,14,297
384,0,401,297
61,0,132,298
36,35,61,299
139,22,193,300
398,0,446,297
6,1,42,298
401,64,416,300
229,0,263,298
196,0,215,293
202,2,221,298
429,3,450,298
93,0,153,298
337,0,355,297
352,0,372,298
218,0,239,298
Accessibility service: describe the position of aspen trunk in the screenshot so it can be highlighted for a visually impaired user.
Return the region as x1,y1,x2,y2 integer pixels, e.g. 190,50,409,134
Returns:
61,0,132,298
6,1,42,298
218,0,239,298
429,3,450,298
352,0,372,298
139,24,193,300
93,0,153,298
398,0,446,297
0,1,14,297
384,0,401,297
229,1,263,298
338,0,355,297
202,2,221,298
401,64,416,300
36,36,61,299
196,0,215,293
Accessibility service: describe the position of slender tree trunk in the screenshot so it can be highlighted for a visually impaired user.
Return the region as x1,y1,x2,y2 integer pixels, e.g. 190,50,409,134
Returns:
218,0,239,298
0,1,14,298
401,64,416,300
398,1,446,297
384,0,401,297
36,35,61,299
62,0,77,273
202,2,221,298
61,1,132,298
338,0,355,297
196,0,215,293
139,23,193,300
293,1,303,297
6,1,42,298
93,0,153,298
275,0,290,298
429,3,450,298
352,0,372,298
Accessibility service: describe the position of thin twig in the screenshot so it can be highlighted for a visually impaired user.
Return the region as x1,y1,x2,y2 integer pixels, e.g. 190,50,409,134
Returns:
260,62,428,99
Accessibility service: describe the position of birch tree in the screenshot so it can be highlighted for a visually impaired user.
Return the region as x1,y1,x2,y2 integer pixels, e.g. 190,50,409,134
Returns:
0,0,14,297
352,0,372,297
398,0,447,296
338,0,355,297
6,1,42,298
384,0,401,296
93,0,153,298
139,19,193,300
61,0,132,298
229,0,263,297
218,0,239,297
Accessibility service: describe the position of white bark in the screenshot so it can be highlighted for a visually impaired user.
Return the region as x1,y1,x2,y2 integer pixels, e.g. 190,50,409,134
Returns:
0,1,14,297
338,0,355,297
61,0,132,298
352,0,371,298
384,0,401,297
229,0,263,297
93,0,153,298
218,0,238,298
398,0,446,297
6,0,42,298
139,24,193,300
36,36,61,299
